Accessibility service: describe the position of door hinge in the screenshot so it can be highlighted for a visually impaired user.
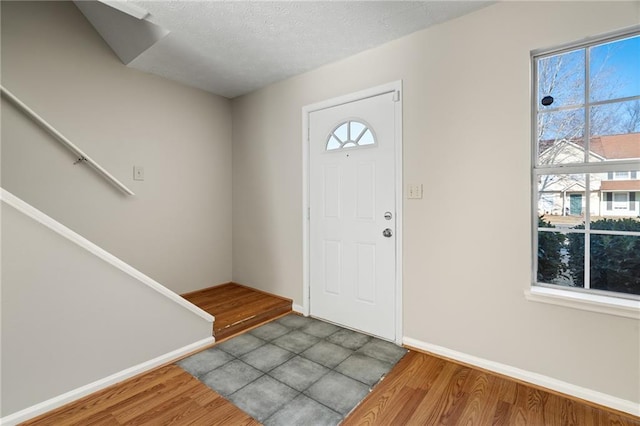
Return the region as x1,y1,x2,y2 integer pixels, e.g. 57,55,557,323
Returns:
392,90,400,102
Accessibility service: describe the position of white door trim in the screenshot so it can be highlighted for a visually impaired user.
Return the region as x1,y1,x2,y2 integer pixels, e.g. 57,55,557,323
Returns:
302,81,403,344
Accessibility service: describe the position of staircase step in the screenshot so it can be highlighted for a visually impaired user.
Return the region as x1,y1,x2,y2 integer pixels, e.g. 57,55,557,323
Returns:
182,282,292,341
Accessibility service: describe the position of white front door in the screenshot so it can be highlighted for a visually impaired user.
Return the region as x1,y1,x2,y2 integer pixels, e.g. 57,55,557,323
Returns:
309,89,398,341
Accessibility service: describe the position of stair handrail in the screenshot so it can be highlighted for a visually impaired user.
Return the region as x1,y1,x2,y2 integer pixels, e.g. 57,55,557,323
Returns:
1,85,135,196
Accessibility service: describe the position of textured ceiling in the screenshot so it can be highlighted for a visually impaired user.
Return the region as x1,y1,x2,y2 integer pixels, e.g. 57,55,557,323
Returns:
100,1,494,98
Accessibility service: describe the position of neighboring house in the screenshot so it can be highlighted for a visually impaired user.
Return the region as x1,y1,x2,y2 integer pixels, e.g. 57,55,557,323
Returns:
538,133,640,218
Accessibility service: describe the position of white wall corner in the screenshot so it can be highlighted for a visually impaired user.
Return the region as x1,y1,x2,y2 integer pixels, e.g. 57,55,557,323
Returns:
292,303,306,315
74,1,168,65
0,337,214,426
402,337,640,418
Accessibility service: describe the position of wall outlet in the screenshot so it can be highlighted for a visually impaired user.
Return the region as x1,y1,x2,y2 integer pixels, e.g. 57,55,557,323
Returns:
133,166,144,181
407,183,423,199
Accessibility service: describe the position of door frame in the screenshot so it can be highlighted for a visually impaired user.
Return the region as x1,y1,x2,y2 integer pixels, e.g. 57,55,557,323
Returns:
301,81,403,344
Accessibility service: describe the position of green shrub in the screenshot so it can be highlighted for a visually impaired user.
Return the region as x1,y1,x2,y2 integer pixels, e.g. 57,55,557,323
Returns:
566,218,640,295
537,216,566,283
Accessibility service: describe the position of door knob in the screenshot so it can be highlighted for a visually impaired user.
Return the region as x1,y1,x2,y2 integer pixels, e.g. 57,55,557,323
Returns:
382,228,393,238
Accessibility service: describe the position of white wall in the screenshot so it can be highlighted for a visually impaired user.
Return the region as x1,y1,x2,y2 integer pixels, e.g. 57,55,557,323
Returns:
0,198,212,416
1,1,232,294
232,1,640,406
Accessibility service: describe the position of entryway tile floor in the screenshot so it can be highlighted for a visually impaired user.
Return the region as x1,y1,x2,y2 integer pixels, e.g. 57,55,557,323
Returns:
178,314,407,425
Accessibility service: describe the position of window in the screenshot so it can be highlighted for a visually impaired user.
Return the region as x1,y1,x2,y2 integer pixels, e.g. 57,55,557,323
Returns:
326,120,375,151
533,29,640,299
613,192,629,209
606,171,638,180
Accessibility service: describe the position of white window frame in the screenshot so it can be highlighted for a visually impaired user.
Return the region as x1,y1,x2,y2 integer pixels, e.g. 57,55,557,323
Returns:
529,26,640,318
613,192,629,209
613,171,630,180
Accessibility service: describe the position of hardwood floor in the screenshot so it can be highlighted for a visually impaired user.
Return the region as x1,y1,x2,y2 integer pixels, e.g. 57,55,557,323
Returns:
182,282,292,340
21,365,258,426
343,350,640,426
20,284,640,425
24,348,640,426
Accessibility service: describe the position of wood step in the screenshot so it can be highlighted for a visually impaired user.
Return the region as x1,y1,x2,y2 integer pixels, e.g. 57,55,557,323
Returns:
182,282,292,341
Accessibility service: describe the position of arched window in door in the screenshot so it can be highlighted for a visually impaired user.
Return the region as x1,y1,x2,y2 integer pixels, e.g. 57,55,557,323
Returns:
326,120,376,151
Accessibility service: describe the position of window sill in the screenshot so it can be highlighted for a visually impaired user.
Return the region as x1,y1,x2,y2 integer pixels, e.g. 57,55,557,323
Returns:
525,286,640,319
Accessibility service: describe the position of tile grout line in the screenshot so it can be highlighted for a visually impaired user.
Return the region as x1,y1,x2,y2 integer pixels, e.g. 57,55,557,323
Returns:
236,322,338,422
180,314,407,424
257,322,392,420
258,325,368,422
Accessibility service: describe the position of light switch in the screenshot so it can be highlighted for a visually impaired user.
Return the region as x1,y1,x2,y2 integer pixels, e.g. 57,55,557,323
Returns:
407,184,423,199
133,166,144,181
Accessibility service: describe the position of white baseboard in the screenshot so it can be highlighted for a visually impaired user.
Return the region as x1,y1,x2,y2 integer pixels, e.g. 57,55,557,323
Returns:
402,337,640,418
0,336,214,426
292,303,305,314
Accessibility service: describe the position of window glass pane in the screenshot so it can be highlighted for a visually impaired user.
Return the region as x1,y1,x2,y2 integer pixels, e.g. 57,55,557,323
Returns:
359,129,375,146
590,100,640,141
350,121,366,140
537,230,583,288
591,171,640,220
537,108,585,165
538,49,585,110
538,174,586,227
589,35,640,103
334,123,348,142
613,193,628,203
590,234,640,295
327,121,375,150
327,135,341,150
564,232,586,288
537,230,567,284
